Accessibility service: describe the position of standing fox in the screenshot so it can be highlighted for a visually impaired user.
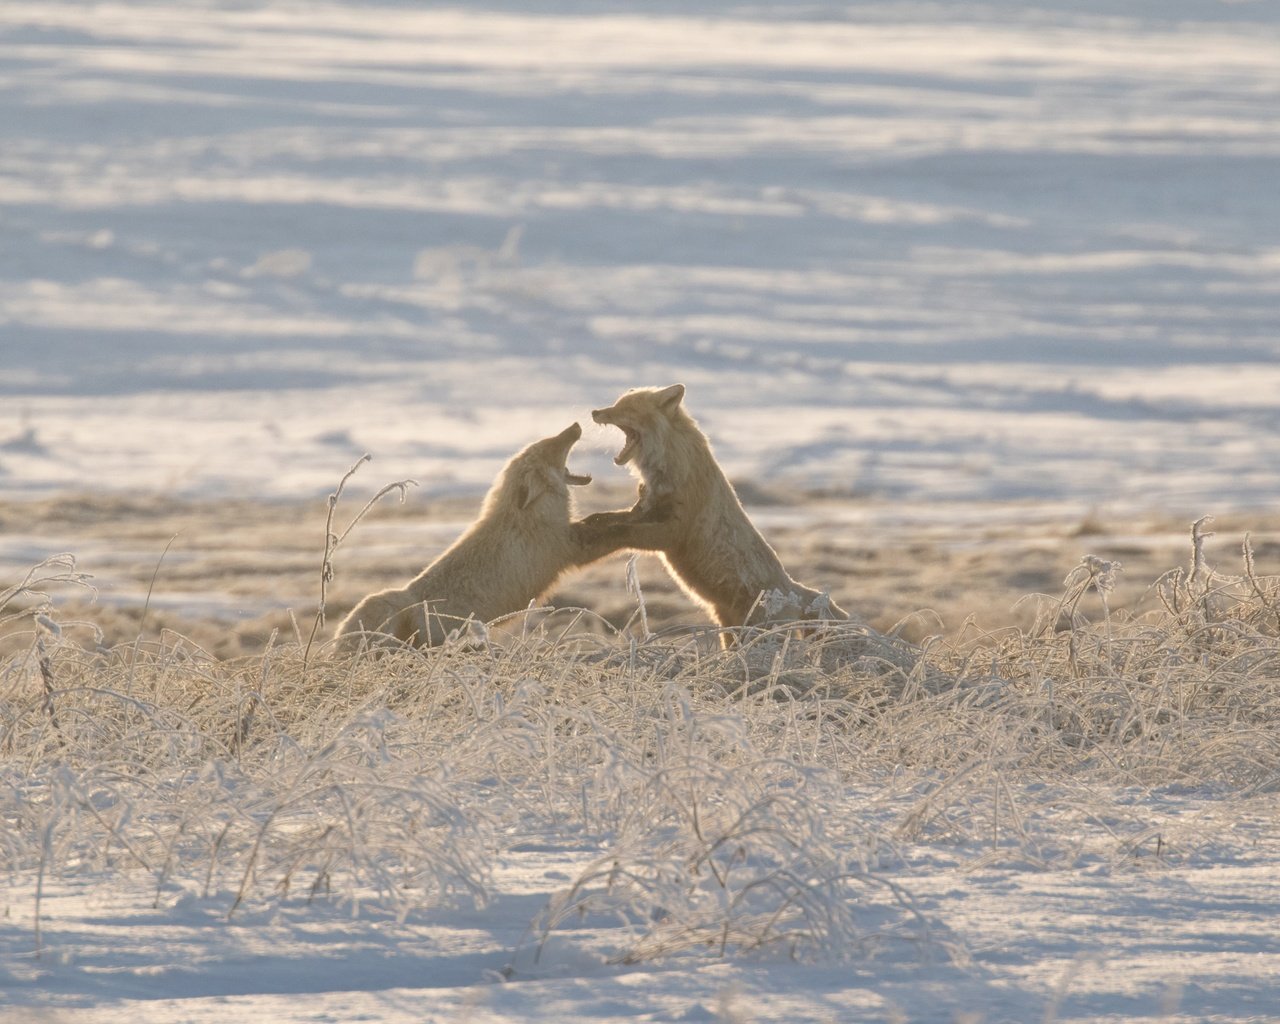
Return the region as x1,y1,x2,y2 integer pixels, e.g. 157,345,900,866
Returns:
584,384,848,638
336,422,639,650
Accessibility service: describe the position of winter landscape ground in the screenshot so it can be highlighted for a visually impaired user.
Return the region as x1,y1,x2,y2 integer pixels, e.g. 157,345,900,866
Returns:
3,1,1280,1021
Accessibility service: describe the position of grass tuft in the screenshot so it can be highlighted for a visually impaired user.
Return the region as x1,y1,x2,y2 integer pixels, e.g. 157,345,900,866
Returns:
3,515,1280,964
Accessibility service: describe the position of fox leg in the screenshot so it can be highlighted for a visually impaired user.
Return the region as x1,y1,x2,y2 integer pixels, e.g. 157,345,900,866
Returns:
570,493,677,564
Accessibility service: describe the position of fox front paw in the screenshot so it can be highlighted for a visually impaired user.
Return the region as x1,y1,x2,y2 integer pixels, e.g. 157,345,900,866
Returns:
634,491,675,524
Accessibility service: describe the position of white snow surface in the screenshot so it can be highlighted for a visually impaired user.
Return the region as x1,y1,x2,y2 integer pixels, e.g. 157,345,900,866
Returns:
5,780,1280,1023
5,2,1280,1022
2,0,1279,515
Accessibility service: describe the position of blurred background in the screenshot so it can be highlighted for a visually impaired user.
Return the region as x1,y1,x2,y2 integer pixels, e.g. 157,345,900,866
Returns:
2,0,1278,646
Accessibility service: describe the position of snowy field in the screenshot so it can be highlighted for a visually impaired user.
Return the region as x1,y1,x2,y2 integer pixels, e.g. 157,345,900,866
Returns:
2,0,1279,512
4,1,1280,1022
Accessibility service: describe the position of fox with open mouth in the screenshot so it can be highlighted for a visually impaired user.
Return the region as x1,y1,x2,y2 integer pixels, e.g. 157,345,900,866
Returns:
337,421,632,649
585,384,848,641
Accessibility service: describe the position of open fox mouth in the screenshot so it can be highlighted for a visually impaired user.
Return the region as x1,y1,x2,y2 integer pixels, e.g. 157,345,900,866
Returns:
613,427,640,466
566,469,592,486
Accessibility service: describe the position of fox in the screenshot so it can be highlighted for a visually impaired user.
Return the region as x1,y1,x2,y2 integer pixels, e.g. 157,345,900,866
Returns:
582,384,848,640
335,421,641,650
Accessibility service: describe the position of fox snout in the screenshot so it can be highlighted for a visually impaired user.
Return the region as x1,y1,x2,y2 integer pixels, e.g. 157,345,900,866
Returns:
591,407,612,425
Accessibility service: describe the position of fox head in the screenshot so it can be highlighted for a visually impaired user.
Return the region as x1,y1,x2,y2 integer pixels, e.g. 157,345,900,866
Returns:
492,421,592,516
591,384,687,470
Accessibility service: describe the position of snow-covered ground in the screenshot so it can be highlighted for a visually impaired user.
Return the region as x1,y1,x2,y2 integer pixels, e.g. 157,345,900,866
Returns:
4,2,1280,1022
8,825,1280,1023
3,0,1279,514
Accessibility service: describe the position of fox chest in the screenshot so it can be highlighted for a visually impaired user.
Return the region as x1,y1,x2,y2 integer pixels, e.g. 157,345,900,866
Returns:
667,516,772,590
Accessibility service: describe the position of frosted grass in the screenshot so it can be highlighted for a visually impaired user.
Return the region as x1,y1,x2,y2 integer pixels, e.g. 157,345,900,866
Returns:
4,521,1280,968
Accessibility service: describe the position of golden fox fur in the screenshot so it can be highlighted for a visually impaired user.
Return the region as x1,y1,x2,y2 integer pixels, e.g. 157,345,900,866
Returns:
585,384,848,635
336,422,636,650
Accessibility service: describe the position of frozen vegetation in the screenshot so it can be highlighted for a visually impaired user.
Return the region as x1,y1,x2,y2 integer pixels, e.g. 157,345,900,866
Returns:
5,527,1280,1021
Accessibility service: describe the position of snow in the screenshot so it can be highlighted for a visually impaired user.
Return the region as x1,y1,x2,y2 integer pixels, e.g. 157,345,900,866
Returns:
5,799,1280,1022
4,1,1280,1021
3,0,1279,514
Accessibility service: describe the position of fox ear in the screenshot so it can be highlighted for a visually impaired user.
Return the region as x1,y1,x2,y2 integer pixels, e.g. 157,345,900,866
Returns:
657,383,685,411
516,472,547,510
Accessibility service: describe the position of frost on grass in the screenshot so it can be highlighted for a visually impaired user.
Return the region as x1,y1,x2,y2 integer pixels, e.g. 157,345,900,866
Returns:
1,642,494,932
3,521,1280,963
527,687,937,965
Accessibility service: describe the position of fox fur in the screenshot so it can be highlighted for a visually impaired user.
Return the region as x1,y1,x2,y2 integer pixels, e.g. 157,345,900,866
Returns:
336,422,638,650
584,384,848,636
